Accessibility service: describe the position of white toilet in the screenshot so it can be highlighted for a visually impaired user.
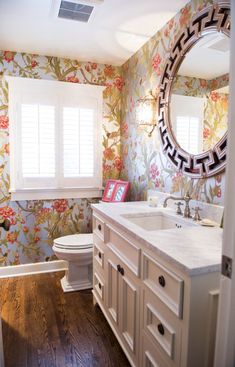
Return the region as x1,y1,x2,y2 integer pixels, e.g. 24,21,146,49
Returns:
52,233,93,293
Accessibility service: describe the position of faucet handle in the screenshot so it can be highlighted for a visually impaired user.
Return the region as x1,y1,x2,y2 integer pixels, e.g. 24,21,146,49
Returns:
192,207,202,221
175,202,183,215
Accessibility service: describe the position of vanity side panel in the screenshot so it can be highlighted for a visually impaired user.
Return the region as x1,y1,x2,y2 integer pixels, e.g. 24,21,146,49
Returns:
185,272,220,367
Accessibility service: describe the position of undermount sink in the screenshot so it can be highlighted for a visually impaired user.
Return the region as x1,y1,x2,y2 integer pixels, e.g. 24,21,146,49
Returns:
121,212,197,232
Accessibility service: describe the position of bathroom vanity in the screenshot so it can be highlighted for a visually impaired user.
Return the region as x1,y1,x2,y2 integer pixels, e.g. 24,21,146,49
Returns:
92,201,222,367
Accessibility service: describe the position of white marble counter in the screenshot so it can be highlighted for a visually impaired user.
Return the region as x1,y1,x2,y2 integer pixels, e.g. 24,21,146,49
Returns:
91,201,223,277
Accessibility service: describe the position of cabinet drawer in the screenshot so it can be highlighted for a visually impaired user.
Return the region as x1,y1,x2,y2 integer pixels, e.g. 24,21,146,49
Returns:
93,214,105,241
142,331,171,367
93,242,104,271
143,252,184,318
107,224,141,277
143,288,181,366
93,272,105,303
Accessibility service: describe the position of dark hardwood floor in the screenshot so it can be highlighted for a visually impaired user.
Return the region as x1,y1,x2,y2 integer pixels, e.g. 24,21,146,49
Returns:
0,272,130,367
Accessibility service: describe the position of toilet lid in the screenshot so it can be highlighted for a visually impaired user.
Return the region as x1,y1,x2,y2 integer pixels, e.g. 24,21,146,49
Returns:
54,233,93,250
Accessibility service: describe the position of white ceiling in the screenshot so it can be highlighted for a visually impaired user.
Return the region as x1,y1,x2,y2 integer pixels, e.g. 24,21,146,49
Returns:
179,33,230,80
0,0,189,66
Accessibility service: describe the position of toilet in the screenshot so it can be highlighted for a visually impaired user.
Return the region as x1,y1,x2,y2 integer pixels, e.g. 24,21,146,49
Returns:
52,233,93,293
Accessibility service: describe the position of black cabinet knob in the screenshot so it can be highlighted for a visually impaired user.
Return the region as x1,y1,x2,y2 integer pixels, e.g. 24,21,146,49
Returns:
98,283,102,289
120,267,124,276
98,224,102,231
157,323,165,335
158,275,166,287
98,252,102,259
117,265,124,276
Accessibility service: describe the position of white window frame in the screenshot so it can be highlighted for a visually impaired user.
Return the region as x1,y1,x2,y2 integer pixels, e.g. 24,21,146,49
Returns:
7,76,104,201
171,94,204,154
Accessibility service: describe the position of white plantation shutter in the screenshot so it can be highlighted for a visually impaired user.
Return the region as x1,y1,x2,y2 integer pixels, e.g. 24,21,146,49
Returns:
21,104,55,178
8,77,103,198
79,108,94,176
176,116,201,154
63,107,94,178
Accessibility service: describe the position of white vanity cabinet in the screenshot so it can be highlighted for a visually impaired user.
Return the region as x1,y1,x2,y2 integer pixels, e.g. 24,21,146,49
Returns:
92,210,220,367
93,213,141,365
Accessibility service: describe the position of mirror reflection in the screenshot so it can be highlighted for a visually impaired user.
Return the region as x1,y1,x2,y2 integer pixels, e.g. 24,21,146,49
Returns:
170,33,230,155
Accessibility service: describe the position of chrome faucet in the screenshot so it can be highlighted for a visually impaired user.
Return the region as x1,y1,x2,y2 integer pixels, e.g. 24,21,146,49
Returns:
163,192,192,218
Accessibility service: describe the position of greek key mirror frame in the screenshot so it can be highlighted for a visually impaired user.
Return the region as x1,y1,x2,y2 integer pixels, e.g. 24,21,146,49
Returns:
158,2,230,178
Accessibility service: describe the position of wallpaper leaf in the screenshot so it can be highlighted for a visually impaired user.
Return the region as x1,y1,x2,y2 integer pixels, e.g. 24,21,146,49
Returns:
0,51,122,266
121,0,224,204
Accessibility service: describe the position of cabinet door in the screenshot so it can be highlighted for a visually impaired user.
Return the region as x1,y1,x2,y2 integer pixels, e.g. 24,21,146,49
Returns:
119,262,140,362
106,249,140,365
106,254,119,325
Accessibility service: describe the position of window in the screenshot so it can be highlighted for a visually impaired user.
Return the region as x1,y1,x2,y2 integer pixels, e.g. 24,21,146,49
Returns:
8,77,104,200
176,116,201,155
171,94,204,154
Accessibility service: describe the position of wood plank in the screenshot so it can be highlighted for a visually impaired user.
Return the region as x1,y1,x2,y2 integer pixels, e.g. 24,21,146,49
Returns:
0,272,130,367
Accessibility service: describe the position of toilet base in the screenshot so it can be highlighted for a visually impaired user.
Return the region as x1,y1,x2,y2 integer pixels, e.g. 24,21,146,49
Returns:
61,276,92,292
60,261,93,293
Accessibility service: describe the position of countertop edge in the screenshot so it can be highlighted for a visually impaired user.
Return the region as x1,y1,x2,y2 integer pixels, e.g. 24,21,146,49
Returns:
91,204,221,277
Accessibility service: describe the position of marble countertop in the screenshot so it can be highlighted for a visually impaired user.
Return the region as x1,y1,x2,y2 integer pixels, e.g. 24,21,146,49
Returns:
91,201,223,276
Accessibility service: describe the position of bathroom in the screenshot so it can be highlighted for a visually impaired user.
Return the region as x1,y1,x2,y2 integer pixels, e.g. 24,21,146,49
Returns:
0,0,234,366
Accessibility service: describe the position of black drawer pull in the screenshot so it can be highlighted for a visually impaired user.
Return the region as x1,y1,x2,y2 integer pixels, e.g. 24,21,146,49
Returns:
158,323,165,336
98,224,102,231
117,265,124,275
98,282,102,290
98,252,102,259
158,275,166,287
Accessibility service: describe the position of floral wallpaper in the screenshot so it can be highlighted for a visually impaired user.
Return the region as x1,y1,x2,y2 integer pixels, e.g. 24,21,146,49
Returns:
121,0,226,204
173,73,229,97
172,73,229,152
0,0,229,267
203,91,228,151
0,52,123,265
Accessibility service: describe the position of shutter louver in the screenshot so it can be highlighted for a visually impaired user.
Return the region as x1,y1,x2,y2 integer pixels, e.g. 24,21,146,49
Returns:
176,116,200,155
63,107,94,178
21,104,55,178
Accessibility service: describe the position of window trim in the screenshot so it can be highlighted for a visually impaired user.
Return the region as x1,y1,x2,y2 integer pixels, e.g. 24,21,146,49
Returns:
10,188,104,201
7,76,105,201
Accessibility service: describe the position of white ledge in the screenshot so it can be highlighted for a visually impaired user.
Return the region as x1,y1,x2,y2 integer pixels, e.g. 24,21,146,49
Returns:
10,187,103,201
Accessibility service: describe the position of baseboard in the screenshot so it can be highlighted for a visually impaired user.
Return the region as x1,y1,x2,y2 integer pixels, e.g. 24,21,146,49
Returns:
0,260,68,279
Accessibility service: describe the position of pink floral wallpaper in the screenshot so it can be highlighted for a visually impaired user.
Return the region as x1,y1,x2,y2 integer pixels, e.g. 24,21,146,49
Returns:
173,73,229,97
0,0,228,267
121,0,226,204
0,52,123,265
203,91,228,151
172,73,229,152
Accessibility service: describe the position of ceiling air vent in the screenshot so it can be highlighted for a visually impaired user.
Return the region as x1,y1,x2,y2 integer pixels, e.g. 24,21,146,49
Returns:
208,37,230,53
58,1,95,22
201,34,230,53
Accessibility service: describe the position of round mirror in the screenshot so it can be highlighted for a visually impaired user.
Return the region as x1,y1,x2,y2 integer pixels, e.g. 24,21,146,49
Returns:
170,33,229,155
158,3,230,178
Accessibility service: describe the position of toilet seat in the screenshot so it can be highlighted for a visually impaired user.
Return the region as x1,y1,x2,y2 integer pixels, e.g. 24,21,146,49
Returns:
53,233,93,250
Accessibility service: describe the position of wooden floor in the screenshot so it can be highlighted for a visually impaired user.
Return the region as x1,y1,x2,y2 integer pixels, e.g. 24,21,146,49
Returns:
0,272,130,367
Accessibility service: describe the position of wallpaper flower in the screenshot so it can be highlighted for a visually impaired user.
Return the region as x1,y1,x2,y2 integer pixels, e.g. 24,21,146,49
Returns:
172,74,229,152
203,92,228,151
0,53,123,265
0,0,228,267
121,0,226,204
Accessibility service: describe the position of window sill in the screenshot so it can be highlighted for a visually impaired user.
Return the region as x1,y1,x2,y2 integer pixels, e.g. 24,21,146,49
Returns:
10,188,104,201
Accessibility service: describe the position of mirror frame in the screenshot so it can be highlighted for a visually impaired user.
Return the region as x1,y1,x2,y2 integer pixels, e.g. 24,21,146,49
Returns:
158,2,230,178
